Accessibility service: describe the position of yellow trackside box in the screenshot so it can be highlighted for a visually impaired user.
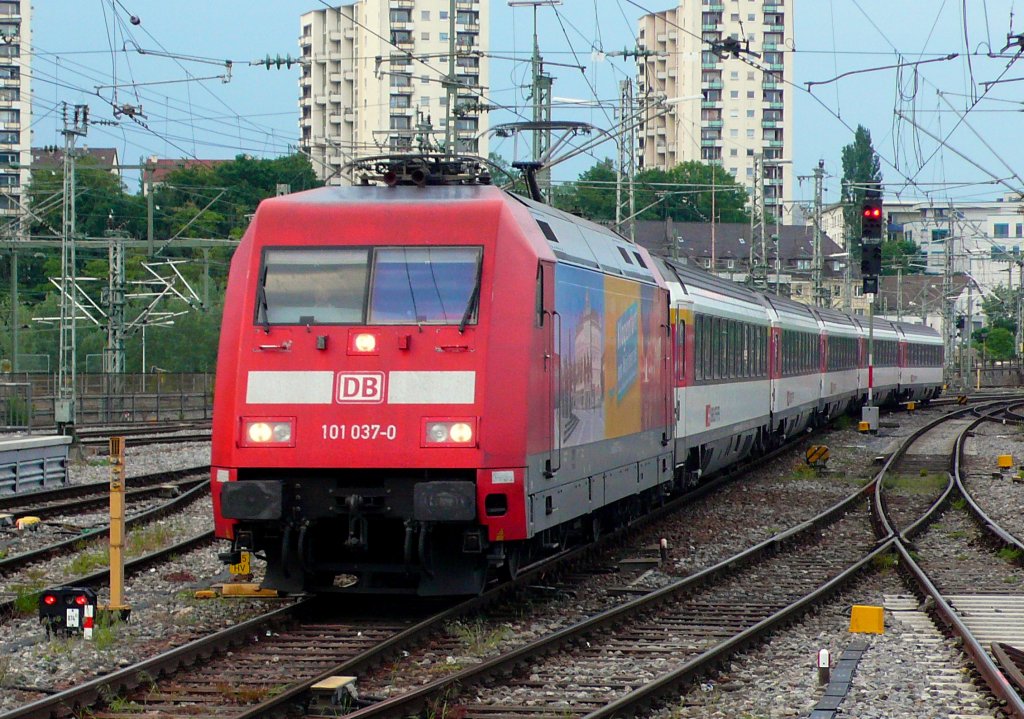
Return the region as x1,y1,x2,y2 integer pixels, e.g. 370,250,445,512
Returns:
998,455,1014,469
849,605,885,634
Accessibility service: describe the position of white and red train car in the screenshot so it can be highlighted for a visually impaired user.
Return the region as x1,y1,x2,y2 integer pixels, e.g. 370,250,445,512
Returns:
211,169,943,595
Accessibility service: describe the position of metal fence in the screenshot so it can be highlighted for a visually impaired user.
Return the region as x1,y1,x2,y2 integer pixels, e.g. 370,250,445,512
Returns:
0,372,214,428
0,381,33,431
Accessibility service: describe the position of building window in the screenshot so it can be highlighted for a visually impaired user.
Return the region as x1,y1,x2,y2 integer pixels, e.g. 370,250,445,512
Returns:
440,10,448,19
746,109,755,117
440,32,448,41
390,94,411,108
995,223,1009,238
421,10,430,20
730,71,739,79
421,32,430,41
747,129,755,138
730,90,739,98
0,130,17,144
730,148,738,156
390,116,411,130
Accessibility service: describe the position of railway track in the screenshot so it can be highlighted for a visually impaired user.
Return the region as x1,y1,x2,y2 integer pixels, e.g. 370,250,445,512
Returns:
7,401,1023,719
871,402,1024,714
72,421,211,449
0,465,209,515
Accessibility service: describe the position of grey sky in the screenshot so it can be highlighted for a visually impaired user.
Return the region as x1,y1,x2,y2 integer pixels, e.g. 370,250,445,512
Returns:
33,1,1024,210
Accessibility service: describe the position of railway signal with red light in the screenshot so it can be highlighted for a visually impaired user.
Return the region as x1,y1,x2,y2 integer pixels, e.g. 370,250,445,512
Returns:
861,198,884,240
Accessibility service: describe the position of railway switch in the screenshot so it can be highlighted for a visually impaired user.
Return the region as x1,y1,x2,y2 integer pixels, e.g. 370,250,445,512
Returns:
39,586,97,637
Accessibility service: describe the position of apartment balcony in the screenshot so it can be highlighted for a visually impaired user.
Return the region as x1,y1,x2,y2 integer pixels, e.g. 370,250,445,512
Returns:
764,2,784,10
391,21,412,31
329,93,344,103
766,24,785,32
328,30,343,41
767,62,784,71
329,114,344,124
706,119,723,127
707,3,724,10
329,73,343,83
701,23,719,31
456,0,477,8
701,80,723,90
390,0,414,7
701,99,722,108
765,139,784,147
765,101,784,109
344,110,355,121
328,51,343,61
763,42,778,51
314,95,328,105
762,80,780,89
700,137,721,146
761,119,778,128
462,22,480,32
765,176,783,185
701,61,718,70
391,85,413,94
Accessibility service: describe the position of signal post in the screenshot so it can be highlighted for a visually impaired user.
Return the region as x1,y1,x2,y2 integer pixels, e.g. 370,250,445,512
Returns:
860,189,883,431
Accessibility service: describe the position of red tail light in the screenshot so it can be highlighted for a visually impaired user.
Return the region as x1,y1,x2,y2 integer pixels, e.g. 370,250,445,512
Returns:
74,594,88,606
43,594,57,606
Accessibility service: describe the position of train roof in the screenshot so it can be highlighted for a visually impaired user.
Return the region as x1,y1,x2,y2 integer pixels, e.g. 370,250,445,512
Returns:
510,193,659,284
656,256,767,305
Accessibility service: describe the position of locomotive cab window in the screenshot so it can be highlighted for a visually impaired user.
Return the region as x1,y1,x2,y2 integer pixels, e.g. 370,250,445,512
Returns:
370,247,481,324
259,248,369,325
255,246,482,326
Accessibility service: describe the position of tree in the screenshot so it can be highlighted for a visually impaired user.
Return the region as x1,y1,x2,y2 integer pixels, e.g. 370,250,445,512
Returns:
841,125,882,248
881,237,923,275
984,327,1015,360
559,159,750,224
979,284,1017,334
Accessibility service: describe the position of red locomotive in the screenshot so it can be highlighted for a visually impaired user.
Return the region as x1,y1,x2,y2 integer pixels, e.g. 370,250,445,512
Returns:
212,157,672,594
211,156,943,595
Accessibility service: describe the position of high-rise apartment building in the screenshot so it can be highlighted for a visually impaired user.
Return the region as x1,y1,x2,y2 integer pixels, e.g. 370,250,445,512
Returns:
0,0,29,235
636,1,793,220
299,0,488,184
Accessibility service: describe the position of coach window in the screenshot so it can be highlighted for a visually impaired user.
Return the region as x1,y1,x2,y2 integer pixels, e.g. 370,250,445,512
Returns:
716,317,723,379
675,319,686,382
259,248,369,325
700,316,710,381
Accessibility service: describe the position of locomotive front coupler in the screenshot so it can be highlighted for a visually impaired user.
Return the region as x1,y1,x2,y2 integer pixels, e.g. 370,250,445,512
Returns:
344,494,369,551
218,529,255,566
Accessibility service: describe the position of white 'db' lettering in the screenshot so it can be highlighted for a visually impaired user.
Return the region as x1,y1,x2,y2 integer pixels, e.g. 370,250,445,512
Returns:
336,372,385,403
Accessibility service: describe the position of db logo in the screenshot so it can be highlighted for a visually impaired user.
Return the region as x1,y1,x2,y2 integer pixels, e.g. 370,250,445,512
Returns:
336,372,385,403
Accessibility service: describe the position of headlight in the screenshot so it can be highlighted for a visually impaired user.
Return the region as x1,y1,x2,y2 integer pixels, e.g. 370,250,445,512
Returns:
241,418,295,447
422,419,476,447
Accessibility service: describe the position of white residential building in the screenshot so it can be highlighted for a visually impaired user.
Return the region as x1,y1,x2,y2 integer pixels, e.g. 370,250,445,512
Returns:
299,0,489,185
636,0,794,221
0,0,29,235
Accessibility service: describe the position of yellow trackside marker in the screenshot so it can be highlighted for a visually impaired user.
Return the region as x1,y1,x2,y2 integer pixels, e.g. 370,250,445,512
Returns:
998,455,1014,469
906,402,916,411
858,421,871,433
218,583,279,598
958,395,968,405
193,590,218,599
805,445,830,467
849,605,885,634
229,550,251,576
105,437,130,616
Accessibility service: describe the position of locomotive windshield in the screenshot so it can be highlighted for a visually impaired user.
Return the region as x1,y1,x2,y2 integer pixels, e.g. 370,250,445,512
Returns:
257,246,481,326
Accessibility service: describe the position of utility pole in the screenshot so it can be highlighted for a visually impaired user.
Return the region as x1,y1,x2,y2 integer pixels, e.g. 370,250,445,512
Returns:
809,160,826,307
57,104,89,433
510,1,557,199
842,180,852,312
749,153,768,291
615,78,636,242
942,203,956,385
103,229,128,375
